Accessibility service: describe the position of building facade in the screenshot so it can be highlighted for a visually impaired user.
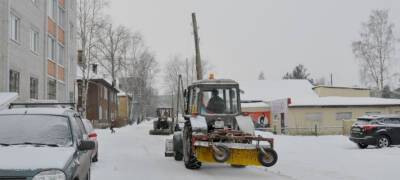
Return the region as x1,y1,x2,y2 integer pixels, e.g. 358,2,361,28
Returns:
0,0,77,102
77,79,119,128
117,93,133,127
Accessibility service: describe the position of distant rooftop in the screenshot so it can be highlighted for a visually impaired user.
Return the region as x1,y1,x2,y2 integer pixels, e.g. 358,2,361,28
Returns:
240,79,318,101
313,85,370,90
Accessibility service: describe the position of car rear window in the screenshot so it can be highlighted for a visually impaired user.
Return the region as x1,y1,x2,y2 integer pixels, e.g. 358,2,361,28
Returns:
355,118,373,125
0,114,72,146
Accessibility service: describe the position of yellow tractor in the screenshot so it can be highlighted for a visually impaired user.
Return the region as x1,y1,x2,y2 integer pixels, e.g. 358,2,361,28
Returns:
165,79,278,169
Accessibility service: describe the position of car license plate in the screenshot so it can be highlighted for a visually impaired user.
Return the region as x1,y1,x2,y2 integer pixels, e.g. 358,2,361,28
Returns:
352,128,361,132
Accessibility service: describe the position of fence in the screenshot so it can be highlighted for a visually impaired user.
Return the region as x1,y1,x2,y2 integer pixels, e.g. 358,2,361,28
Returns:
257,120,356,136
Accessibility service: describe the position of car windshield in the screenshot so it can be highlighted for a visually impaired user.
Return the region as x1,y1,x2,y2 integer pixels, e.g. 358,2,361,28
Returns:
0,114,72,146
200,88,238,115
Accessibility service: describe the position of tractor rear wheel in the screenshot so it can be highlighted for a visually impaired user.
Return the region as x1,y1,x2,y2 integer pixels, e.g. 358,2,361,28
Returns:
183,122,201,169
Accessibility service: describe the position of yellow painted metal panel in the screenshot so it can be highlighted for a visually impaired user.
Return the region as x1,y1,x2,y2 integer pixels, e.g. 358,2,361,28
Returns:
195,146,262,166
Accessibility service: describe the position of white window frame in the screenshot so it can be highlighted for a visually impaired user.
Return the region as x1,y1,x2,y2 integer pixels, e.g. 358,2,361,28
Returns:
305,112,323,121
9,13,20,42
336,112,352,120
30,29,39,53
48,36,56,61
58,43,64,66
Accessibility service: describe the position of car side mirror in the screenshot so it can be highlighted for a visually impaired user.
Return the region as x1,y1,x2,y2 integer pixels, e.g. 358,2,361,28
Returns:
78,140,95,151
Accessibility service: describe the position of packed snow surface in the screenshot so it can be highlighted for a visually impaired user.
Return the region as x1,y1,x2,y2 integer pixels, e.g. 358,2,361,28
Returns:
92,120,399,180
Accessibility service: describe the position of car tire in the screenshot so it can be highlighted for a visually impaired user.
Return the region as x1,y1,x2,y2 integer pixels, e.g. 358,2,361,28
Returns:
92,153,98,162
357,143,368,149
377,135,390,148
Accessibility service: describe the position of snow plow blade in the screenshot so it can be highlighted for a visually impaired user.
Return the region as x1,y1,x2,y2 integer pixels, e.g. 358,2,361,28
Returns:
194,142,278,167
149,129,173,135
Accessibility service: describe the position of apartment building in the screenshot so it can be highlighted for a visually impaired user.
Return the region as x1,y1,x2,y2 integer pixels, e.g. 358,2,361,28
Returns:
0,0,77,102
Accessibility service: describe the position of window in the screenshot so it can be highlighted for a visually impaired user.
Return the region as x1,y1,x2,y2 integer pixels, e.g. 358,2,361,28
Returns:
104,87,108,100
48,79,57,99
99,106,103,120
48,36,56,60
47,0,57,20
58,7,65,28
365,112,381,115
336,112,352,120
58,82,65,101
9,70,20,93
30,29,39,53
9,13,20,42
30,77,39,99
70,23,74,40
58,44,64,65
200,88,239,115
384,118,400,125
305,112,323,121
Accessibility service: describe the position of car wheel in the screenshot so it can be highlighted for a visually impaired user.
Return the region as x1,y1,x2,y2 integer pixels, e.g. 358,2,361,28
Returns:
92,153,98,162
377,135,390,148
357,143,368,149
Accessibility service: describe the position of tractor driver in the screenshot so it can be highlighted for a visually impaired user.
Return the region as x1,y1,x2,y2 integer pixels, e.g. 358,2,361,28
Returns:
206,89,226,114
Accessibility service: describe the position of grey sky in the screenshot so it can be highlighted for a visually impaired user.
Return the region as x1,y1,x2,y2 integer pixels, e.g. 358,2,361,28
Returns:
106,0,400,90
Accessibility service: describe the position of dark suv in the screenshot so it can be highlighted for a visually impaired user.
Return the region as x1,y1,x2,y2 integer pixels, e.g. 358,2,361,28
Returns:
349,114,400,149
0,107,95,180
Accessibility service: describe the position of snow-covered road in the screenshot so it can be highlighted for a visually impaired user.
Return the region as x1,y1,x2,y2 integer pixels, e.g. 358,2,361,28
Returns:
92,120,399,180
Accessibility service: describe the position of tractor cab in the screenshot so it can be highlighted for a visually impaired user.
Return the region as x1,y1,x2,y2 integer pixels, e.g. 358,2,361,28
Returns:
183,79,241,131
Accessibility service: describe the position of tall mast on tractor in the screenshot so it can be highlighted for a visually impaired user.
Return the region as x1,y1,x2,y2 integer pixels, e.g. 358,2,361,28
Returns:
192,12,203,81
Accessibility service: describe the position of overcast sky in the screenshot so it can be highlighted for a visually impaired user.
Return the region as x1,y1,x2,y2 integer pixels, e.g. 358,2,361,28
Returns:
106,0,400,92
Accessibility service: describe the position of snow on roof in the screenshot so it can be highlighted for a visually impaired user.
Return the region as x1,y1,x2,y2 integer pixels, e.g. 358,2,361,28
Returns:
0,108,70,115
241,101,270,108
239,79,318,101
291,97,400,107
0,92,18,110
239,80,400,107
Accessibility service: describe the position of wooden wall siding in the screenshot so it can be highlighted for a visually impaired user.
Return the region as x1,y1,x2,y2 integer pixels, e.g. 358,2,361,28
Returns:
57,27,64,44
48,18,56,37
59,0,65,7
48,60,56,77
87,83,99,121
57,66,65,81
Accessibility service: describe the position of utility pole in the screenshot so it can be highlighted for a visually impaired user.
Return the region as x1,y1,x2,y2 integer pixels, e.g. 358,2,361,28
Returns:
185,58,189,86
192,12,203,80
330,73,333,86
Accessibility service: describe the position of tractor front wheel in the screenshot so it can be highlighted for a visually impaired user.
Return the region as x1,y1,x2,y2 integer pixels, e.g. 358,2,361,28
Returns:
183,122,201,169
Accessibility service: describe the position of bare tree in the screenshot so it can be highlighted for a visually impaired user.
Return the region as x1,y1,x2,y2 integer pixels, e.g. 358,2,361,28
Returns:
95,22,132,88
77,0,107,117
120,36,159,120
352,9,396,91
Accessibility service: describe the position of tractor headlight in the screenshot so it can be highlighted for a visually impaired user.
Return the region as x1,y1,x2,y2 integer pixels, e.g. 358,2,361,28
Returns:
33,170,66,180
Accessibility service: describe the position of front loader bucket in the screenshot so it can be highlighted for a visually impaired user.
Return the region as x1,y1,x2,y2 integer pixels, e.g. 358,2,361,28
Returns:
149,129,173,135
194,142,278,167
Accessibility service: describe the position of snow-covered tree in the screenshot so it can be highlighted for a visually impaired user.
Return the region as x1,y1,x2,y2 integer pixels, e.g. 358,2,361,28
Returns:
352,9,396,91
258,71,266,80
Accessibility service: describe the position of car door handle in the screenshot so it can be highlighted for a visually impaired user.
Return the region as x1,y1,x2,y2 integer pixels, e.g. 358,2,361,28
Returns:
74,159,80,166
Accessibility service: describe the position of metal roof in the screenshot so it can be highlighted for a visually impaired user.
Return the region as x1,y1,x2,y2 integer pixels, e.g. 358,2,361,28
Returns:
191,79,238,86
